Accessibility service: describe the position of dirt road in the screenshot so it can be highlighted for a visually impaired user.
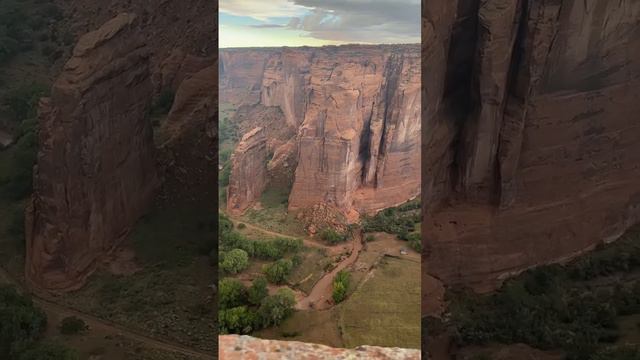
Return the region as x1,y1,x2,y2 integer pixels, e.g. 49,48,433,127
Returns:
0,268,215,360
295,232,363,311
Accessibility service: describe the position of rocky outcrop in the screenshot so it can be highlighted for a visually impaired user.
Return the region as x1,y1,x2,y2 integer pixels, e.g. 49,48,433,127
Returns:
26,13,159,291
226,127,268,215
219,335,421,360
424,0,640,292
220,45,421,217
157,62,217,205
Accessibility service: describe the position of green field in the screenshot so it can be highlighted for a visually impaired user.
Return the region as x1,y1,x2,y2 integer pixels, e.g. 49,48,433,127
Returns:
340,256,421,349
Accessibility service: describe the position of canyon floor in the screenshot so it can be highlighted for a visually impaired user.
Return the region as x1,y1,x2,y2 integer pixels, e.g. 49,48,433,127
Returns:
427,226,640,360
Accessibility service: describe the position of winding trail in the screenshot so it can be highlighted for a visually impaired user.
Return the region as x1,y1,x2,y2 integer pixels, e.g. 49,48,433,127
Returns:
229,218,348,255
295,231,363,311
227,216,364,311
0,268,215,360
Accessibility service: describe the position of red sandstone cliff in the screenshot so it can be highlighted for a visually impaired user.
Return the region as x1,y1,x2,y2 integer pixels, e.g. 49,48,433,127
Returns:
26,14,160,291
221,45,421,217
226,127,268,215
423,0,640,292
25,1,217,291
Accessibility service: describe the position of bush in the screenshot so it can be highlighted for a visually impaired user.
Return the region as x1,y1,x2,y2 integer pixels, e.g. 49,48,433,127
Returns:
2,82,48,122
362,199,420,239
237,223,246,229
248,277,268,306
0,286,47,358
220,249,249,274
58,316,86,335
365,234,375,242
332,270,350,303
319,228,348,244
218,306,258,335
407,233,422,252
218,278,247,310
263,259,294,284
258,288,295,327
219,163,231,187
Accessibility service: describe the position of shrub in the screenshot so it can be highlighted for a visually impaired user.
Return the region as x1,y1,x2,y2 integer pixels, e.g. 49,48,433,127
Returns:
0,286,47,358
365,234,375,242
220,249,249,274
319,228,347,244
248,277,268,306
58,316,87,335
237,223,246,229
219,163,231,187
218,306,258,335
258,288,295,327
2,82,48,122
218,278,247,310
407,233,422,252
263,259,294,284
332,270,350,303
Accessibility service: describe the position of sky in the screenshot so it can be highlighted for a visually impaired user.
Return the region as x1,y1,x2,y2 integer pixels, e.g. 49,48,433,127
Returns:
219,0,421,48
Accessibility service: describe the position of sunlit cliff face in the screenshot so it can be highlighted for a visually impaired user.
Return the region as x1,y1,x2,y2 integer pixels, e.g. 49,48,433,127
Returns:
221,45,420,217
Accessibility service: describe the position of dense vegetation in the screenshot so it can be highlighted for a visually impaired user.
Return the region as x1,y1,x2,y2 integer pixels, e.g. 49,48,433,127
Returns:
0,0,66,66
448,227,640,360
0,286,77,359
0,83,46,200
219,213,303,272
362,199,421,251
319,227,349,245
218,278,296,335
332,270,350,303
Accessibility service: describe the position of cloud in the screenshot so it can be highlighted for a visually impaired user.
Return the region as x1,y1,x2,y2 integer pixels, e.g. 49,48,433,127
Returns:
219,0,307,21
220,0,420,44
288,0,420,43
249,24,286,28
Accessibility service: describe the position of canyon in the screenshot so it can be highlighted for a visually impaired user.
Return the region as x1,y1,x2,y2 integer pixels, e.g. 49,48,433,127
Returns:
220,45,421,218
423,0,640,295
24,0,216,292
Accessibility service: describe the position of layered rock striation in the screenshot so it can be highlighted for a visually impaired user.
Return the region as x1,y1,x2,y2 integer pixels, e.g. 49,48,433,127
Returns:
226,127,268,215
221,45,421,216
423,0,640,292
26,14,159,291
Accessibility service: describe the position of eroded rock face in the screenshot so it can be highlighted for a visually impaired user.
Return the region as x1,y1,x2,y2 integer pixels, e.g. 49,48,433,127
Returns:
158,63,217,205
221,45,421,216
26,13,159,291
226,127,268,215
219,335,421,360
423,0,640,292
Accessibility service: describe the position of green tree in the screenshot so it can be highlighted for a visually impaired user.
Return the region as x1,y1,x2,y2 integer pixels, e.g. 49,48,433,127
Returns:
218,306,258,335
319,228,347,244
248,277,268,306
263,259,294,284
332,270,350,303
258,288,295,327
220,248,249,274
218,278,247,310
